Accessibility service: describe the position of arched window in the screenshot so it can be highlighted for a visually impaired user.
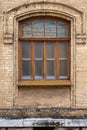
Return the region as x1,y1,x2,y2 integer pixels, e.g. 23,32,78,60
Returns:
18,17,70,80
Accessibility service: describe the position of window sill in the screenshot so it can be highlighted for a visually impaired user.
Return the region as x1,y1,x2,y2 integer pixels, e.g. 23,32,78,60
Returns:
18,80,71,87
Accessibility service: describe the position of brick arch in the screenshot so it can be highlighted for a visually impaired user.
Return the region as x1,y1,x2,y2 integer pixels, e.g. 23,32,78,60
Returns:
3,1,86,45
4,1,85,35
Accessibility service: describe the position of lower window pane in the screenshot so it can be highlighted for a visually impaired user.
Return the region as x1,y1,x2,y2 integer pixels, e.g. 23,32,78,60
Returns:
47,60,54,79
59,60,68,78
35,60,43,79
22,60,31,78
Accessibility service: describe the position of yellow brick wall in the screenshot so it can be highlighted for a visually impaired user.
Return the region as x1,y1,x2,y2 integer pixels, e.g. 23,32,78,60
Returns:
0,0,87,108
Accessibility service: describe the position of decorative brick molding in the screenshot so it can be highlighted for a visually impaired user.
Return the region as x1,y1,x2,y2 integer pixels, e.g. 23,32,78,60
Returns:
3,1,85,41
76,34,86,44
4,34,13,44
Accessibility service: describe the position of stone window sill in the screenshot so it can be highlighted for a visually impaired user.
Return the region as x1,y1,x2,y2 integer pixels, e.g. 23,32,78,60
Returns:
18,80,71,87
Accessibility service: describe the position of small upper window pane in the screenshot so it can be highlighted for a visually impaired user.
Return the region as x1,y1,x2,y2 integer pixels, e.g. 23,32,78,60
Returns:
47,61,55,79
45,20,56,37
33,20,44,37
22,60,31,78
35,60,43,79
22,22,32,37
46,43,54,59
21,19,69,38
59,42,68,58
59,60,68,78
22,42,30,58
34,42,43,58
57,22,67,37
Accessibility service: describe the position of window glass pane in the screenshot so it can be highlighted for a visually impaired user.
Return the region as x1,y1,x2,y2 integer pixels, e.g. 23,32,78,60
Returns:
35,60,43,79
45,20,56,37
46,43,54,58
59,60,68,78
22,43,30,58
59,42,68,58
57,22,67,37
33,20,44,37
47,61,54,78
34,42,43,58
22,60,31,77
22,22,32,37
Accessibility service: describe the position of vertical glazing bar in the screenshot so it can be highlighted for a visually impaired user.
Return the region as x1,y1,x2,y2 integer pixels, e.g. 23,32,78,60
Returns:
55,42,59,79
44,41,46,79
18,41,22,80
31,41,34,79
68,42,70,79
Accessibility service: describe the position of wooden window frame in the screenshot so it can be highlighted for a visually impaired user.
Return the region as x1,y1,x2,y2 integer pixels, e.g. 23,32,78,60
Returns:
18,17,71,82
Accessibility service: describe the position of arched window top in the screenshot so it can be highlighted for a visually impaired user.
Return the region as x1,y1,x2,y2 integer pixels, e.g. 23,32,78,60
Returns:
18,17,70,80
20,17,70,38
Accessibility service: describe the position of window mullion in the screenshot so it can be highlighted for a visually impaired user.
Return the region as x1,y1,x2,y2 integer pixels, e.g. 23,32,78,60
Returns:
31,41,34,79
19,41,22,80
56,42,59,79
43,41,46,79
55,42,57,79
68,42,70,79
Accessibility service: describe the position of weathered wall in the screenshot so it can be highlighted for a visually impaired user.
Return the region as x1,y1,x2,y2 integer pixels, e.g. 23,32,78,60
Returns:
0,0,87,109
17,86,70,107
